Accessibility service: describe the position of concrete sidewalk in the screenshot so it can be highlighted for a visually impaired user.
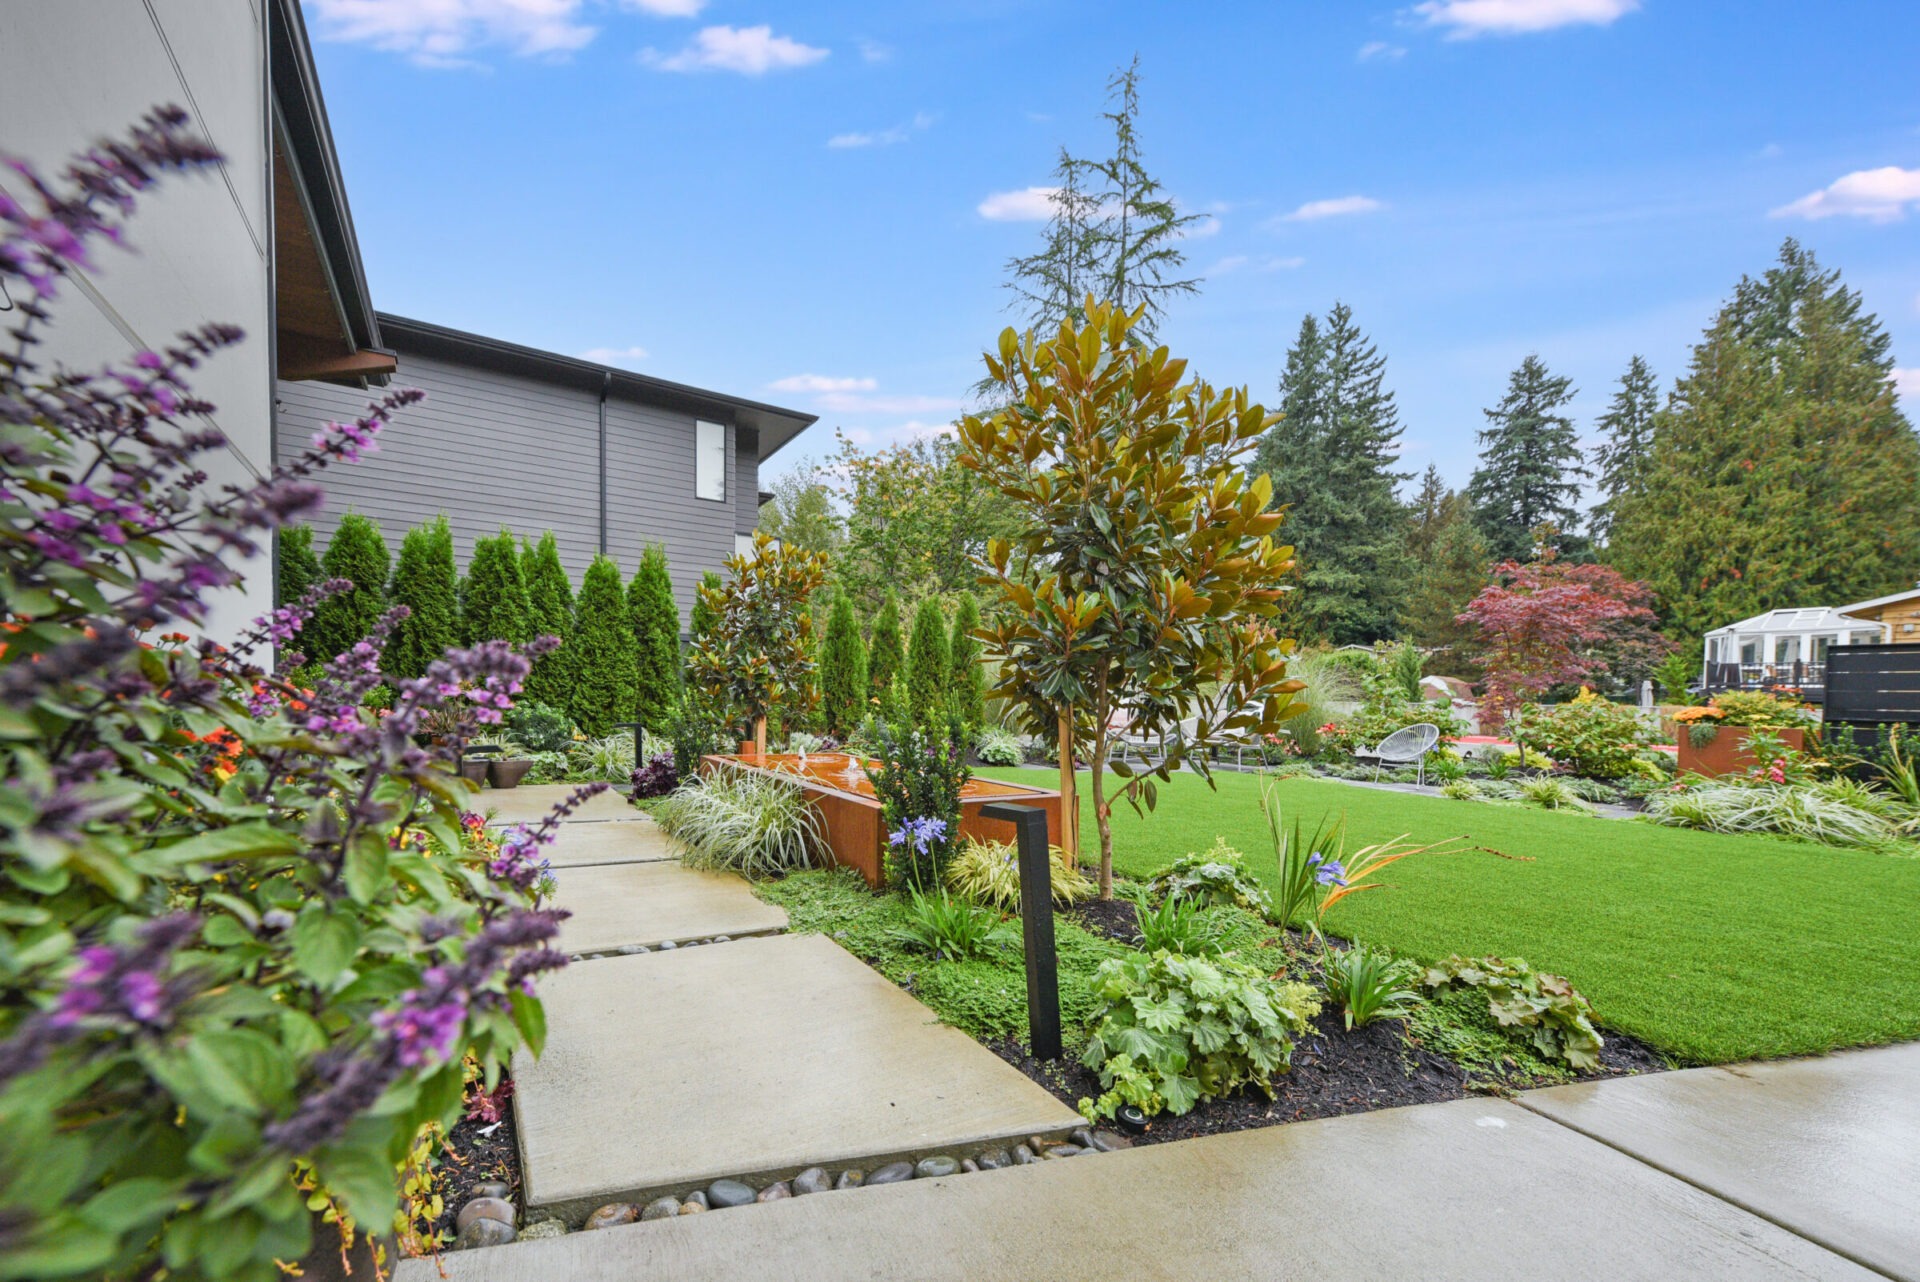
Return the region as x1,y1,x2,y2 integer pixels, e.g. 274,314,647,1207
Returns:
544,819,676,868
482,783,639,826
547,860,787,957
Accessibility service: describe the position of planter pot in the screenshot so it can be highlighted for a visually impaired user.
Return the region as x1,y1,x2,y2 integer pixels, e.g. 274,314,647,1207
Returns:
456,758,490,786
1676,725,1805,779
488,758,535,789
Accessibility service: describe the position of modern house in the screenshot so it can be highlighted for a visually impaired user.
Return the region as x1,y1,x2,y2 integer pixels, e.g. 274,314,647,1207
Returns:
0,0,394,640
1700,586,1920,701
274,317,817,614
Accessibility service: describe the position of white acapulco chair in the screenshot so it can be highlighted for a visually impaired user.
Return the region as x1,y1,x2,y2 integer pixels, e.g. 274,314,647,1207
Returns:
1357,723,1442,786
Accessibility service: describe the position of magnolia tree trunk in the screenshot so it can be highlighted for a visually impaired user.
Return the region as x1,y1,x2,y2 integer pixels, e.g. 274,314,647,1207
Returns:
753,715,767,758
1056,707,1077,866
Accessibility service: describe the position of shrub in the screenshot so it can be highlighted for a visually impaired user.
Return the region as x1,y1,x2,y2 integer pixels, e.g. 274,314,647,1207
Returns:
866,719,971,891
684,534,828,746
520,532,576,710
818,590,868,737
1422,957,1604,1070
974,724,1025,767
867,590,905,702
1643,782,1895,848
1143,840,1273,918
948,591,987,729
945,836,1093,911
522,750,572,784
893,887,1018,961
667,695,730,779
630,752,678,798
462,529,532,646
626,544,682,732
568,733,637,782
1322,944,1424,1029
1514,775,1592,812
907,598,951,725
1706,689,1817,731
1654,647,1698,702
1128,894,1224,956
1389,643,1423,701
1506,691,1653,780
1079,951,1321,1120
506,700,574,753
386,516,458,680
307,511,390,662
688,569,722,646
276,522,323,609
655,764,823,875
567,555,637,738
1274,651,1362,757
0,114,575,1281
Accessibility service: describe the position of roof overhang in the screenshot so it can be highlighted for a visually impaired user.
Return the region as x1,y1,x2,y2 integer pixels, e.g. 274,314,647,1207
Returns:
268,0,390,387
375,314,818,459
1835,587,1920,620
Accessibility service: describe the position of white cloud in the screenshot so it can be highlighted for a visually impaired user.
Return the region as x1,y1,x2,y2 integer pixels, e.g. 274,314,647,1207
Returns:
1358,40,1408,60
1771,167,1920,223
828,112,936,149
306,0,596,66
642,24,828,74
770,374,878,393
818,392,963,414
1894,369,1920,402
1280,195,1384,222
620,0,705,13
1413,0,1639,37
977,186,1060,221
1207,254,1305,276
1758,142,1784,160
1181,215,1223,239
580,345,649,364
857,38,893,63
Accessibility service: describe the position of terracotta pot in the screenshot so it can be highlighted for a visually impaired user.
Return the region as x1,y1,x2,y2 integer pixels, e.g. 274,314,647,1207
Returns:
488,758,534,789
456,758,490,785
1676,725,1805,778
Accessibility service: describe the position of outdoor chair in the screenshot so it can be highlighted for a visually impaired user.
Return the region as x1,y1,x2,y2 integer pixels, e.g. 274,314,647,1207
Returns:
1355,723,1442,786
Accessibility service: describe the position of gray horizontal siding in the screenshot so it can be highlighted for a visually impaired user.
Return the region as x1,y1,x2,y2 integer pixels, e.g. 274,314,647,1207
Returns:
733,427,759,537
274,349,752,616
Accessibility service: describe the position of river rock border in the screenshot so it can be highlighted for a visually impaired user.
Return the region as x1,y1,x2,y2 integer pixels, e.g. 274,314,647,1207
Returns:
447,1128,1133,1251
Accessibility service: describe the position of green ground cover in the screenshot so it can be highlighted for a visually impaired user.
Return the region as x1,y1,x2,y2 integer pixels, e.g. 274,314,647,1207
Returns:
981,767,1920,1064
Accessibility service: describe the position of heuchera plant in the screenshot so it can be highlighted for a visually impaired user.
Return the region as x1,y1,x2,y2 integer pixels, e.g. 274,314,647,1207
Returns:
0,109,597,1280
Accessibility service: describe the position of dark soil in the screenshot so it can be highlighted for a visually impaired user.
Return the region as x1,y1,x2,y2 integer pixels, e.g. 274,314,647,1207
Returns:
1065,896,1139,942
428,1085,523,1240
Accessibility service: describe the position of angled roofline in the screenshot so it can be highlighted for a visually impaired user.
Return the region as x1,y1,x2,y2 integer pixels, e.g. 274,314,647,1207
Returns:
268,0,381,356
374,313,819,459
1836,586,1920,618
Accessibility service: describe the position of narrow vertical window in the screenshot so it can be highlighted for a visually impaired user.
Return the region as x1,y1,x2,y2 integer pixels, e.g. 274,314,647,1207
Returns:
696,420,726,502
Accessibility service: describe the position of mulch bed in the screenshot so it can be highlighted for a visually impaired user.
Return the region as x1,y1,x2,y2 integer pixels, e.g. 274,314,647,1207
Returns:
428,1085,523,1241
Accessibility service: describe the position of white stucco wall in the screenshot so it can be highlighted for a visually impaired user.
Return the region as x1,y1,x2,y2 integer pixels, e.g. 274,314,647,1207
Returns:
0,1,275,641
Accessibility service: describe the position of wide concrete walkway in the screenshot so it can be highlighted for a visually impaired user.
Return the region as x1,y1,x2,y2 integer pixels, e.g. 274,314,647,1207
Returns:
400,1094,1879,1281
544,819,677,868
547,860,787,957
483,783,640,826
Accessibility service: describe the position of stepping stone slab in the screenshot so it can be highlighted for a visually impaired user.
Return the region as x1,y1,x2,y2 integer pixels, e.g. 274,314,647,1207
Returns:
1518,1043,1920,1282
483,785,638,827
396,1100,1874,1282
510,934,1081,1218
542,821,677,869
547,862,786,957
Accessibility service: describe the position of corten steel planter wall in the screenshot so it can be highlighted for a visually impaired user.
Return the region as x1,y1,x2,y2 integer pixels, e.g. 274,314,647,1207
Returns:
700,753,1065,889
1676,726,1805,778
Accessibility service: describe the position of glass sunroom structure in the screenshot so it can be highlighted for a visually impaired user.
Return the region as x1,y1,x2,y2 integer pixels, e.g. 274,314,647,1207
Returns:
1700,607,1886,700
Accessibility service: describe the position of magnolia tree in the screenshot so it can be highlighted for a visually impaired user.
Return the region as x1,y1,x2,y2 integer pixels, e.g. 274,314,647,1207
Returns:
0,112,588,1279
958,300,1303,897
1457,543,1663,725
685,531,828,756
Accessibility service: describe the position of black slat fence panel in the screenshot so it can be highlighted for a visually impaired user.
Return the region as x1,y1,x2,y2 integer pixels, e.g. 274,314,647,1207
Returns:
1825,644,1920,724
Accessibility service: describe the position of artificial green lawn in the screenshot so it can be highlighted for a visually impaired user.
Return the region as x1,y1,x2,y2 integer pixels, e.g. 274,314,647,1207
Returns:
981,767,1920,1064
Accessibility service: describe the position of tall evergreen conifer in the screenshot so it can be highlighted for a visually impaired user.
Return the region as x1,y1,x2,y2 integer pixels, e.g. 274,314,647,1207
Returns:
818,591,868,737
948,591,986,729
276,524,322,611
385,516,457,680
1401,490,1491,675
626,544,681,731
689,570,722,647
567,556,638,738
307,513,390,663
1588,355,1661,547
867,590,905,701
906,598,951,724
461,530,531,646
520,532,576,709
1467,355,1586,563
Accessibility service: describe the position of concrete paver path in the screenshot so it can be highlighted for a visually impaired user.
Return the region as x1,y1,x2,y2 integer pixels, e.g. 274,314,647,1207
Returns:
482,783,638,826
543,819,676,868
548,861,787,957
1520,1043,1920,1281
400,1096,1873,1282
510,933,1082,1219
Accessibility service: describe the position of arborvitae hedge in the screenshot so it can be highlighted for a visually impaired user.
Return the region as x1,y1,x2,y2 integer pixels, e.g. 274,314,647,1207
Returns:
907,597,950,724
689,570,722,648
307,513,390,662
867,590,904,702
385,516,457,679
568,555,637,738
275,524,322,610
948,590,986,729
818,590,867,737
520,531,576,709
461,529,531,646
627,544,682,732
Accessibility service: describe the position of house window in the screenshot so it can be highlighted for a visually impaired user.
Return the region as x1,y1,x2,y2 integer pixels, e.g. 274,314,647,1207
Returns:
1740,639,1760,665
696,421,726,502
1811,635,1833,664
1774,636,1799,665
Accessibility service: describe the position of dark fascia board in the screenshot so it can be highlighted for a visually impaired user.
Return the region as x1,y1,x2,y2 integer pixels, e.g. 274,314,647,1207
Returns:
375,313,820,461
268,0,381,356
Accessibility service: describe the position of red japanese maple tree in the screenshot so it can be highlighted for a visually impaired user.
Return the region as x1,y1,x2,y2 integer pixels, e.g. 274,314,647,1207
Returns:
1458,549,1662,725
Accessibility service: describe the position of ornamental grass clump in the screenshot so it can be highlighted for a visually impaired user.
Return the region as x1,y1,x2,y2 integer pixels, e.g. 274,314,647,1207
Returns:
1643,782,1896,849
0,111,585,1281
945,835,1092,911
655,763,823,876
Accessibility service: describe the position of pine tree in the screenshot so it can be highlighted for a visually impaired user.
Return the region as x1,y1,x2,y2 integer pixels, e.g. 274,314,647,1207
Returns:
906,598,951,724
306,513,390,663
276,524,322,610
1401,490,1491,676
1249,304,1411,643
461,529,531,646
1588,355,1661,547
948,591,986,729
519,532,576,709
818,591,868,737
1004,147,1108,337
867,590,905,702
626,544,681,732
385,516,457,680
566,556,638,739
689,570,722,648
1467,355,1587,564
1404,465,1450,566
1611,240,1920,639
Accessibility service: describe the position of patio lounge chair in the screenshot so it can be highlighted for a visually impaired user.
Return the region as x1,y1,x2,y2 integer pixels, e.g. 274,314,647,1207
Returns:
1355,723,1441,786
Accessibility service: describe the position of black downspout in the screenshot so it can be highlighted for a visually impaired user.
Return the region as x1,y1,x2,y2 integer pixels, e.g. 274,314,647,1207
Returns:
598,371,611,556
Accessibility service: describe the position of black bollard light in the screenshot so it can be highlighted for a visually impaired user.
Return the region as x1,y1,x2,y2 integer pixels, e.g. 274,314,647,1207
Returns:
979,801,1062,1061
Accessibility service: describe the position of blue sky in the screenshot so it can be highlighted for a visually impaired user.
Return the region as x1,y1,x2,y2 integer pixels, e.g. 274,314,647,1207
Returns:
304,0,1920,493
